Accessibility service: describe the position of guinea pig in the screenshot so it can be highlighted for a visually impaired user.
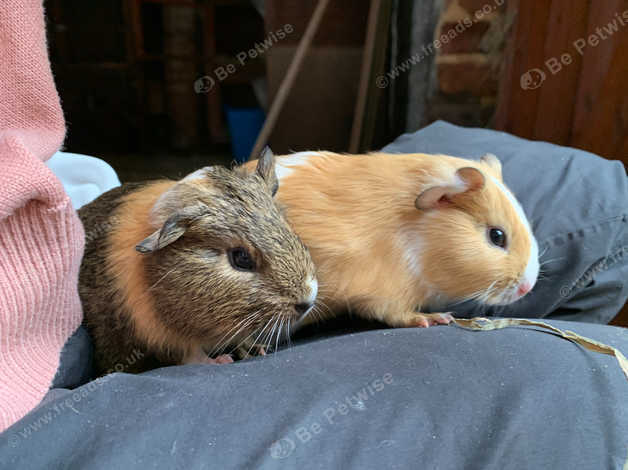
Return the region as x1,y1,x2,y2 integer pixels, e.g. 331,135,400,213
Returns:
243,151,539,329
79,150,318,374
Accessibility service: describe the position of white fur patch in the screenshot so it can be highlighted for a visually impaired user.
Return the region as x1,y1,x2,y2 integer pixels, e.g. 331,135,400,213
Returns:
487,174,540,286
275,152,321,181
306,278,318,305
523,238,540,286
487,175,530,230
182,167,210,182
397,229,423,278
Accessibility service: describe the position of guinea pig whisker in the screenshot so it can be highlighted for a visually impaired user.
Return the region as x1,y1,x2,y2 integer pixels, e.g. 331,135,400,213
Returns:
247,315,276,355
229,313,273,357
300,305,321,326
215,312,258,350
310,307,324,324
315,309,325,323
461,280,499,306
279,317,288,348
286,319,293,348
279,318,288,347
270,314,285,352
210,312,259,356
257,316,273,349
538,245,549,260
452,287,489,306
318,305,330,319
539,256,566,268
310,299,332,323
483,281,499,303
447,297,471,307
284,317,290,342
316,298,332,312
246,311,282,357
213,323,254,357
275,317,284,352
258,327,273,357
262,318,276,353
267,314,282,353
473,292,488,305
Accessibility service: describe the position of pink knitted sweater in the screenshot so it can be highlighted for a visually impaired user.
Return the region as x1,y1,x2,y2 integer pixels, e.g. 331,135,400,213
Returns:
0,2,84,431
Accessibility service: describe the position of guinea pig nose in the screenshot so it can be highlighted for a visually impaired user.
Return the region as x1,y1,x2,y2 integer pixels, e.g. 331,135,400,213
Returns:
295,302,313,316
517,282,532,297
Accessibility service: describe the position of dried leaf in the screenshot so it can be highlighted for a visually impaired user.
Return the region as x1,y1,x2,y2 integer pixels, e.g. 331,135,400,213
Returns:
453,317,628,382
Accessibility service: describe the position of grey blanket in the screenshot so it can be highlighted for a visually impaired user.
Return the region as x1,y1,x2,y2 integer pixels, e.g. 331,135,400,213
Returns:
2,321,628,469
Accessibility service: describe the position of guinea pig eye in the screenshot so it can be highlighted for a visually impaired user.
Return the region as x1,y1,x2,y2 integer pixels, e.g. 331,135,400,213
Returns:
488,227,507,248
227,247,256,271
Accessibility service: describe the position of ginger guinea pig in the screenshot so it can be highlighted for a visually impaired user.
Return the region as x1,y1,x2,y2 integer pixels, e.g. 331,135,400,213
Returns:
79,152,317,374
244,151,539,328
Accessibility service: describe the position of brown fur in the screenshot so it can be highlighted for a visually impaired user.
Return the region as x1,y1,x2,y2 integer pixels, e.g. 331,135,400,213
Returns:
105,181,193,358
79,158,316,374
244,152,535,327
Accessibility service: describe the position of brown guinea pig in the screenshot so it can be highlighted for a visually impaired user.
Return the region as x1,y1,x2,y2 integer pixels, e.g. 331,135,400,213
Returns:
79,151,317,375
244,151,539,329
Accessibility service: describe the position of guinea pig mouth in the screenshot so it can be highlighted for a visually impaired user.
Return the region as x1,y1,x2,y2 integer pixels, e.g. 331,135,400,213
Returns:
491,283,531,305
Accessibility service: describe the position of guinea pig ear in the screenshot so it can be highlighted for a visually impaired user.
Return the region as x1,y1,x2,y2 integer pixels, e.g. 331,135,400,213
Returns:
255,146,279,196
415,166,485,210
138,203,207,254
135,213,188,254
480,153,503,180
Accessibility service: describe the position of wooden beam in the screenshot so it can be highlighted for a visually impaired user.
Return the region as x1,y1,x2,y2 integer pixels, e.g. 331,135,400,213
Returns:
202,0,228,143
353,0,392,153
248,0,331,160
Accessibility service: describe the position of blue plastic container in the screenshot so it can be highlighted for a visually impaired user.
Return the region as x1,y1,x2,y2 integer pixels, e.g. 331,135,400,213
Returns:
224,106,265,164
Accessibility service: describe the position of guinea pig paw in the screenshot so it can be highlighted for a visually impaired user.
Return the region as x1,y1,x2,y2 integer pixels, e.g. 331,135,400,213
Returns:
431,312,455,325
234,344,267,360
184,350,233,365
210,354,235,365
406,312,454,328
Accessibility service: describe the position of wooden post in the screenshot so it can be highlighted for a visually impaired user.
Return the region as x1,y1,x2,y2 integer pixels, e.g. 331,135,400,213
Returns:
163,2,199,149
202,0,228,143
349,0,382,153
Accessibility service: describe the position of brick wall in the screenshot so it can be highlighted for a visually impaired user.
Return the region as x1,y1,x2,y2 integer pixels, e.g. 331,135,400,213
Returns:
429,0,510,127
